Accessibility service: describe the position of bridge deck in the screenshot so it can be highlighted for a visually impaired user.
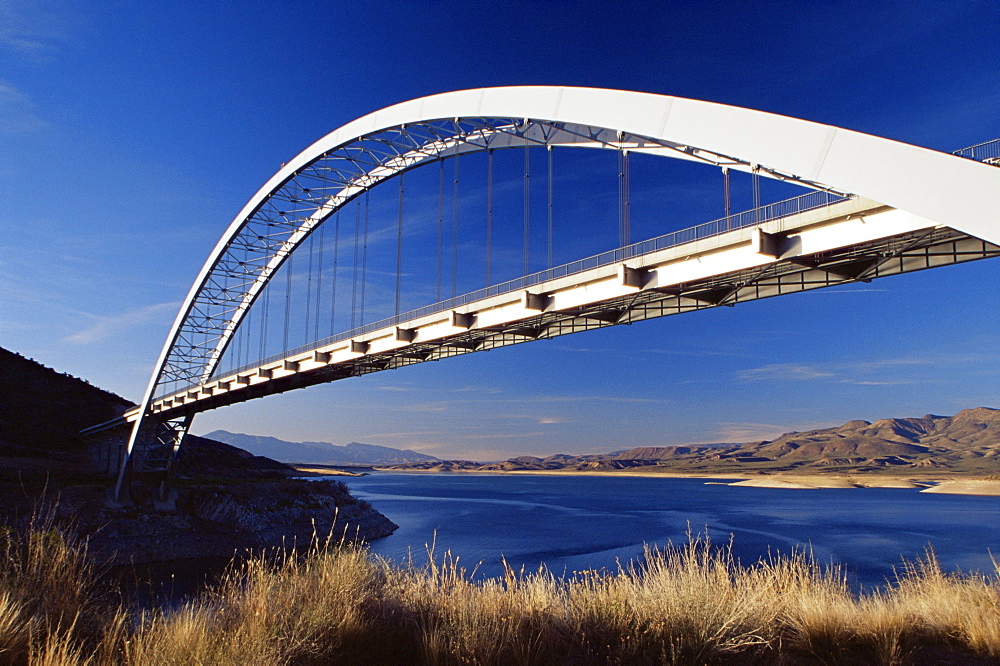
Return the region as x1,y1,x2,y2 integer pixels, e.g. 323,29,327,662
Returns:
104,196,993,425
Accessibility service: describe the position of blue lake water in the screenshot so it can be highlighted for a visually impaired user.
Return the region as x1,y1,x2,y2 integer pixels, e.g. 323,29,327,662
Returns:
344,472,1000,589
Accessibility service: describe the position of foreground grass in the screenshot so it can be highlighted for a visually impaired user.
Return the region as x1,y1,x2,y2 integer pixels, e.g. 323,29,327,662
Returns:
2,520,999,664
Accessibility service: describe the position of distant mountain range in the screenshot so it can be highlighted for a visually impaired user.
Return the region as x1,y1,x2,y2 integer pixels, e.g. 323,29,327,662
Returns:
204,430,440,466
381,408,1000,476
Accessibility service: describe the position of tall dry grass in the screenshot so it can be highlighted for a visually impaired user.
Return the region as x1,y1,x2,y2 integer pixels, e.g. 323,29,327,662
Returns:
2,518,999,665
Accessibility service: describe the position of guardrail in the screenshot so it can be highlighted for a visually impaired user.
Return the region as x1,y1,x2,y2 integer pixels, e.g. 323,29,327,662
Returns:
161,132,1000,400
156,188,850,399
953,138,1000,164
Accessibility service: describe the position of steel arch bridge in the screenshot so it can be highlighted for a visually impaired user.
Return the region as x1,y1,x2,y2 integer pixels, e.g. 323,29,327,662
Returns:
89,86,1000,503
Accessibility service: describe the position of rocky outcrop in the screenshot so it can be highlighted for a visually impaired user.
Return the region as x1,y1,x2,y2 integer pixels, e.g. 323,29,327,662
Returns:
0,345,398,567
59,479,398,566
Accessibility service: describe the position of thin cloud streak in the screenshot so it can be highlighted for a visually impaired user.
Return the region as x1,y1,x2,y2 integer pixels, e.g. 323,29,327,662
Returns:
0,80,48,133
738,353,995,385
738,364,835,381
63,302,179,345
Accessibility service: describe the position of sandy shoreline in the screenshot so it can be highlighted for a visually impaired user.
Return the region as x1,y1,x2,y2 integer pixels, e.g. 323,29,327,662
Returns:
302,467,1000,496
290,465,367,477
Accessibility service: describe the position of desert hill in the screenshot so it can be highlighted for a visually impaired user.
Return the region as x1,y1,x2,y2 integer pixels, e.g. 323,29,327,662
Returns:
0,346,397,563
384,408,1000,476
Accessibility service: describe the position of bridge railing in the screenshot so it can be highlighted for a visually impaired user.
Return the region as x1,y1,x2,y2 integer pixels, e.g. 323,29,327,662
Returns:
953,138,1000,164
179,188,850,396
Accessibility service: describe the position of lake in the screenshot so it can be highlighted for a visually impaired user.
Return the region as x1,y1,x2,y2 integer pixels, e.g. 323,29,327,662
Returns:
344,472,1000,589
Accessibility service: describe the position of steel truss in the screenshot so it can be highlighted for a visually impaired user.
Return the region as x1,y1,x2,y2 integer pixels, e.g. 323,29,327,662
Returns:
144,227,998,423
109,88,999,502
156,118,841,403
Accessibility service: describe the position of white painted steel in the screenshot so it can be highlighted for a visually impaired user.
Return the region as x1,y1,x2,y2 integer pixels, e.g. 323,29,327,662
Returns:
123,86,1000,475
132,198,952,421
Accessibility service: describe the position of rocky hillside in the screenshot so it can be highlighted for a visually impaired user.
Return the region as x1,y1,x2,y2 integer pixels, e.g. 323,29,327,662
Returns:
0,346,397,564
385,408,1000,476
0,347,133,474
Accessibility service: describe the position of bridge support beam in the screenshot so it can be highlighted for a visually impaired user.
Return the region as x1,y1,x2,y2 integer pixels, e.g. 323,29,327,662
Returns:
113,413,190,507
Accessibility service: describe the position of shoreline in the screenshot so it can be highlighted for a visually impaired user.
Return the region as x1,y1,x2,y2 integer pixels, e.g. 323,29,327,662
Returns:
292,466,1000,496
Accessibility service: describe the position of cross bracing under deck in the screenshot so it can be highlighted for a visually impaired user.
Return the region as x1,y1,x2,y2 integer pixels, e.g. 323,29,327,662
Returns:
141,196,998,421
90,86,1000,504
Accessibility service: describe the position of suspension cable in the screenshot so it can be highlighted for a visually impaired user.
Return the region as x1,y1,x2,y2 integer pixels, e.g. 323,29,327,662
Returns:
723,167,731,227
304,235,314,345
351,198,361,329
395,172,404,316
360,190,370,326
547,145,553,269
752,164,761,223
314,223,324,341
243,305,252,367
523,142,530,276
283,253,293,351
437,157,444,302
234,306,242,372
329,210,340,336
241,238,251,367
452,153,459,298
260,279,269,359
618,148,630,251
486,149,493,287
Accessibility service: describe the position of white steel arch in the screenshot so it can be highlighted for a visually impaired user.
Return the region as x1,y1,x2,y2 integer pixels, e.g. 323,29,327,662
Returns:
117,86,1000,501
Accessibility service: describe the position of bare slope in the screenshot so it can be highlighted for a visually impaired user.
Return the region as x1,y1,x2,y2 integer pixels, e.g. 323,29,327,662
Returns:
0,346,397,563
385,408,1000,476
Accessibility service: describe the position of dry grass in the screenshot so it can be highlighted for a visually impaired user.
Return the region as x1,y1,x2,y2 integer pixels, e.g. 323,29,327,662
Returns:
2,519,999,665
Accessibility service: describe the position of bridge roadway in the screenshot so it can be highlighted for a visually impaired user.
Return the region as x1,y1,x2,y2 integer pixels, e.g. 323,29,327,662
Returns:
101,193,996,428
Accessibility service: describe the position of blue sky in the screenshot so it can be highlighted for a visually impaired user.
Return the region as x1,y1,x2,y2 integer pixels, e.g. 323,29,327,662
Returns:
2,1,998,460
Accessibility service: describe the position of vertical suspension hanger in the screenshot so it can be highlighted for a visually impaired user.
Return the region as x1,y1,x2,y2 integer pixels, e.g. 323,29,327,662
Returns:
329,210,340,336
752,163,761,223
304,234,314,345
523,136,530,276
395,172,404,317
722,166,731,228
283,251,293,352
486,148,493,287
617,139,624,250
437,156,444,302
623,148,630,251
313,224,324,342
452,151,459,298
234,302,242,373
242,238,251,367
547,144,554,269
351,197,361,329
260,274,269,358
360,189,370,326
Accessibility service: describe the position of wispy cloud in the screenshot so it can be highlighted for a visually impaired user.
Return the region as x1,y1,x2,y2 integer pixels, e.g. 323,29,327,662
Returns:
399,403,449,413
452,385,503,394
462,431,546,441
0,80,47,133
849,380,916,386
0,1,71,62
367,431,444,439
736,353,991,386
738,364,835,381
63,302,179,345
